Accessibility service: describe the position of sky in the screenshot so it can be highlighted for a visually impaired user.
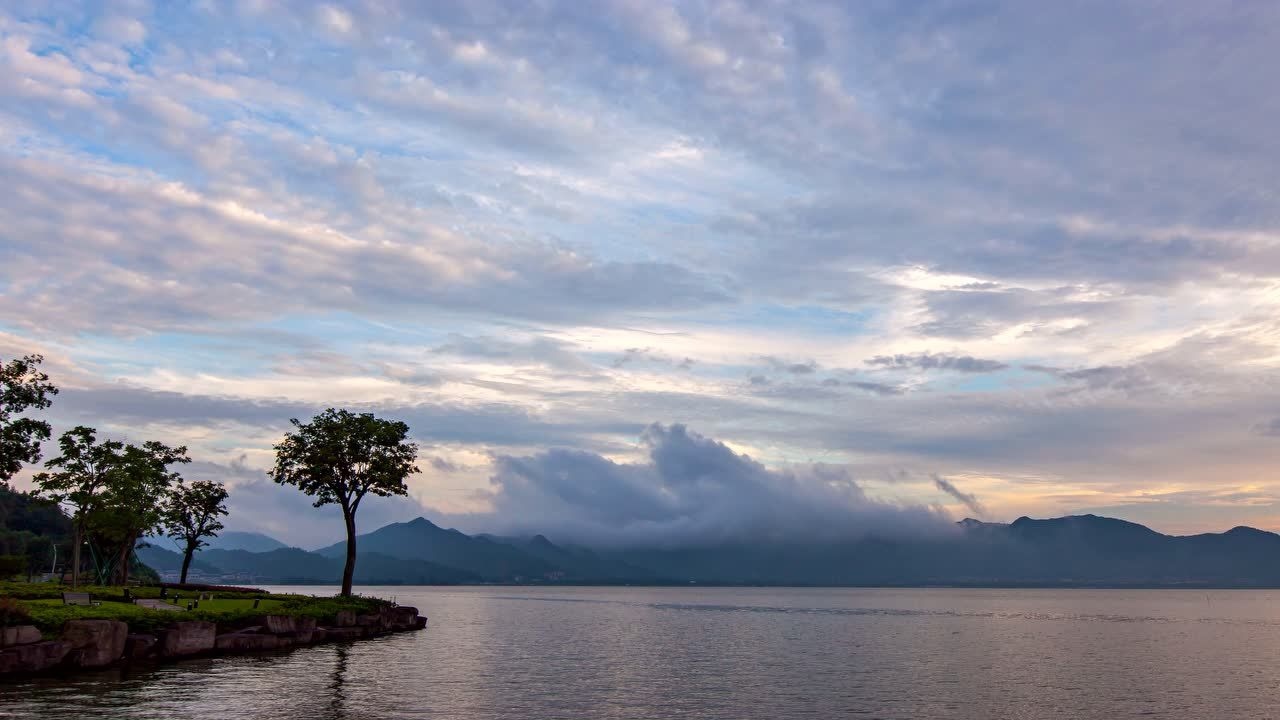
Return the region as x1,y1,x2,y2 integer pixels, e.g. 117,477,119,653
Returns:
5,1,1280,549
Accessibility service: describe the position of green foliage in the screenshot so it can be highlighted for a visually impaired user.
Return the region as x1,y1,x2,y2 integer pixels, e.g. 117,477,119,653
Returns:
0,354,59,483
0,580,257,601
21,599,174,635
34,428,190,585
0,483,70,539
32,426,121,520
275,593,388,619
4,581,391,636
270,408,418,509
162,478,229,583
163,479,229,551
91,440,190,584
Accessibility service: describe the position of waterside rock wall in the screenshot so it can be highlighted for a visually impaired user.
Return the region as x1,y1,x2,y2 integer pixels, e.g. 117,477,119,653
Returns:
0,605,426,677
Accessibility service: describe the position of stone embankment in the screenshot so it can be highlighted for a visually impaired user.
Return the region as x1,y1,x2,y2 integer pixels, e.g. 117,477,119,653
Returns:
0,605,426,675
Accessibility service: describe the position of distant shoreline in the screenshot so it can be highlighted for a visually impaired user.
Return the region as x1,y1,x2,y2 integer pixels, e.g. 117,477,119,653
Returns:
256,581,1280,591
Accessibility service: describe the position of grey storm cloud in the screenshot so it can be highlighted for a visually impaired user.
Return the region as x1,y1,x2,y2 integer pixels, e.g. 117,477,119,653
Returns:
469,423,950,547
867,353,1009,373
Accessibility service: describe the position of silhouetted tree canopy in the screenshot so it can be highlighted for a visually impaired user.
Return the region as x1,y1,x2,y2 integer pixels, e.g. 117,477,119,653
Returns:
1,354,59,483
270,408,418,596
163,478,229,584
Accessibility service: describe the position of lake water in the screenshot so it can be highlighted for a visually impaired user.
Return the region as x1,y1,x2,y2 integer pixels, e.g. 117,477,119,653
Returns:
4,586,1280,718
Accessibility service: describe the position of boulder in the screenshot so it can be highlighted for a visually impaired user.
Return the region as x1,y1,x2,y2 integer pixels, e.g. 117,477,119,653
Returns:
387,607,419,629
62,619,128,668
319,626,363,642
215,632,279,651
310,627,328,643
0,625,41,646
159,621,216,657
355,613,384,632
124,634,157,660
0,641,70,674
414,615,428,630
333,610,358,627
261,615,317,636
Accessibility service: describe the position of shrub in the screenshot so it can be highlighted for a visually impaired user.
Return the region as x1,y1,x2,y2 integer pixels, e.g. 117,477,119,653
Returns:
0,597,31,627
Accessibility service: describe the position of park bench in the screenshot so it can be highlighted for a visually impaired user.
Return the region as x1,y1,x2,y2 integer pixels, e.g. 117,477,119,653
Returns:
62,592,101,606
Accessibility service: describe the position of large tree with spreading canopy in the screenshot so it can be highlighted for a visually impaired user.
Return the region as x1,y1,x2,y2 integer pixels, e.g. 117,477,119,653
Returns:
269,408,418,597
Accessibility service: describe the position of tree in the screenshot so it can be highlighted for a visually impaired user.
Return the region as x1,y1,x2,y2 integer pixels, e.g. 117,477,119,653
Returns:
33,427,122,587
1,354,59,484
163,479,229,584
269,408,418,597
93,441,189,585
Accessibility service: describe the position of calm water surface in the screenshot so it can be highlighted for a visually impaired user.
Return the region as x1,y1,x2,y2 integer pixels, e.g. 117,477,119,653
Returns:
4,586,1280,719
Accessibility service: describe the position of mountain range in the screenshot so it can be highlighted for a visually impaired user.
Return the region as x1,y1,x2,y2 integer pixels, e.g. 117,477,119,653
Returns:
136,514,1280,588
204,531,290,553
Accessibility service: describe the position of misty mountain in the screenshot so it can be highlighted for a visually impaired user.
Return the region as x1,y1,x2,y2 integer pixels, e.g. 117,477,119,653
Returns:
609,515,1280,587
135,544,223,576
200,548,478,585
205,531,289,553
480,533,658,582
135,544,478,585
316,517,566,581
140,514,1280,587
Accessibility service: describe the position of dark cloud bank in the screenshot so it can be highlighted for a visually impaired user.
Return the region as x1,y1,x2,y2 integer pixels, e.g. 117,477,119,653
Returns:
461,423,951,548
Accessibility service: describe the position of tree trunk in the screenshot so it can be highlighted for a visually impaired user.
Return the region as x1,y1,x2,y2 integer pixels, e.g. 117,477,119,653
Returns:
180,539,195,584
341,509,357,597
71,522,82,588
118,533,133,586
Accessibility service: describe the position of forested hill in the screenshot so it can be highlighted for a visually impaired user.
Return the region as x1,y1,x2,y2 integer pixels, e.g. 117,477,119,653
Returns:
0,484,70,578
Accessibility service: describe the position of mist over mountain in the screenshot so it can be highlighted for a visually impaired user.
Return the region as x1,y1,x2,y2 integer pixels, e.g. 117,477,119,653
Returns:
462,423,952,548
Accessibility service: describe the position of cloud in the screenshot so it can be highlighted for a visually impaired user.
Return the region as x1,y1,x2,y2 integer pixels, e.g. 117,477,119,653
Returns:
466,423,950,547
867,353,1009,373
818,378,905,396
612,348,695,371
763,356,820,374
431,334,593,373
7,1,1280,539
932,475,986,518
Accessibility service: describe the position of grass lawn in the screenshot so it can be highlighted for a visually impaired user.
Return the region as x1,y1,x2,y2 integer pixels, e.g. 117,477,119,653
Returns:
22,597,286,612
2,580,388,636
151,597,286,612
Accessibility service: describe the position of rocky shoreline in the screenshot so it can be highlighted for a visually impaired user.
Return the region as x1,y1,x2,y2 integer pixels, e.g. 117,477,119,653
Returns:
0,605,426,676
